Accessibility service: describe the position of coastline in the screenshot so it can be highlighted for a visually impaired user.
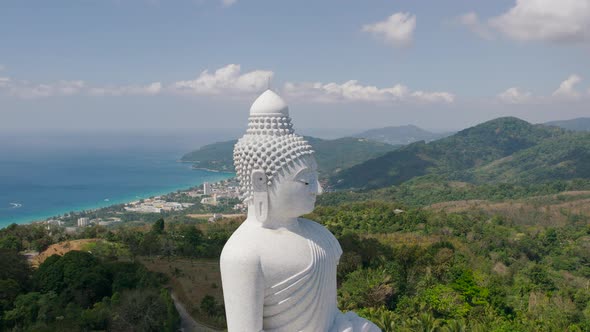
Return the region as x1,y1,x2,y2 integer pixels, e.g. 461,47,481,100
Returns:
0,172,235,229
177,160,233,174
191,167,232,173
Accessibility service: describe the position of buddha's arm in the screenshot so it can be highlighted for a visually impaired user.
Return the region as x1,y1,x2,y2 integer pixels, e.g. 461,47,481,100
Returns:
220,246,265,332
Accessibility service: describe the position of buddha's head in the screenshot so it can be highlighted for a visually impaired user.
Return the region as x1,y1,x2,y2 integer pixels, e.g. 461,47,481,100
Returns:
233,90,322,225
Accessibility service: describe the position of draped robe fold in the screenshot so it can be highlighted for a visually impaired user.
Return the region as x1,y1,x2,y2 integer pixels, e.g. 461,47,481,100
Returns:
261,219,380,332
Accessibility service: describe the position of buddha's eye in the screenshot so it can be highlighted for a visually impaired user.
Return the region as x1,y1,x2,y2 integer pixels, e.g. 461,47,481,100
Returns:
297,179,310,185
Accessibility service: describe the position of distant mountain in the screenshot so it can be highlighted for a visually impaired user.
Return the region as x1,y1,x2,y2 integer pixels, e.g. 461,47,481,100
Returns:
330,117,567,189
305,137,398,176
544,118,590,132
180,136,397,178
181,140,237,172
353,125,452,145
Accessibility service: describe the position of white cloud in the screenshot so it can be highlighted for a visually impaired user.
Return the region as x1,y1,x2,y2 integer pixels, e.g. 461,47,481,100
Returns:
1,68,455,105
552,74,583,98
0,78,162,99
0,64,273,99
170,64,273,96
410,90,455,103
487,0,590,43
497,87,532,104
455,12,493,39
7,80,86,99
283,80,454,104
497,74,588,104
88,82,162,96
362,12,416,47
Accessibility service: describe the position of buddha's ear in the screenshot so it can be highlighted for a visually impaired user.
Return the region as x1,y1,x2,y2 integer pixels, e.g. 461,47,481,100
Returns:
251,170,269,224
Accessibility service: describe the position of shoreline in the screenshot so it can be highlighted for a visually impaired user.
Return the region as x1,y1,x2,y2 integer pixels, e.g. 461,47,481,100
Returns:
177,160,233,174
191,167,233,173
0,172,235,228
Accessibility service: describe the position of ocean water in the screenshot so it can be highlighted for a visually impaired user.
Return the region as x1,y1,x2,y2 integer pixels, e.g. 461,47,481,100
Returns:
0,130,239,228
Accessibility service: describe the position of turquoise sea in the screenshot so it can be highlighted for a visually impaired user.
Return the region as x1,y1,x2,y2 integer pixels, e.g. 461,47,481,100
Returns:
0,130,239,228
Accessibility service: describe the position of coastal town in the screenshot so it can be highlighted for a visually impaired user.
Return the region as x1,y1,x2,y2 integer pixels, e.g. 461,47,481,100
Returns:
123,177,244,212
40,177,245,231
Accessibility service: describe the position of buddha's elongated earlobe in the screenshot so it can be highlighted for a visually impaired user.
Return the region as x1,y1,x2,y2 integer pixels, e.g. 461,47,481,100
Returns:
251,170,269,223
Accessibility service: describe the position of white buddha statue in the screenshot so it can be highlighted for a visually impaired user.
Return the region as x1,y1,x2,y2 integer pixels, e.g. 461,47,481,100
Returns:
220,90,381,332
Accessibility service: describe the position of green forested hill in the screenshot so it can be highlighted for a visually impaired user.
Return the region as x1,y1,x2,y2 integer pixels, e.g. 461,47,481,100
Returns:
180,139,238,172
330,117,568,189
307,137,398,176
180,136,397,177
470,132,590,183
353,124,451,145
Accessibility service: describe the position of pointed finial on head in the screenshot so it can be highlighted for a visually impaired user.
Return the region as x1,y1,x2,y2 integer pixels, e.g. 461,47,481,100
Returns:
249,89,289,115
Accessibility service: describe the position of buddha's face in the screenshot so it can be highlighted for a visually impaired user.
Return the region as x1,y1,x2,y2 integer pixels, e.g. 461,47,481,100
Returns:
268,155,322,218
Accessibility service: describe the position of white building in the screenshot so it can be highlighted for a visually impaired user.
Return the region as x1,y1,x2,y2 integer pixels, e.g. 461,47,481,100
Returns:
124,205,161,213
77,217,90,227
46,219,63,226
203,182,212,195
201,194,218,206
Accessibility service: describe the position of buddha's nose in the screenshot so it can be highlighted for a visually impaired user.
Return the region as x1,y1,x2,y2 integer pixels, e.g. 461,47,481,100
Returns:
316,180,323,195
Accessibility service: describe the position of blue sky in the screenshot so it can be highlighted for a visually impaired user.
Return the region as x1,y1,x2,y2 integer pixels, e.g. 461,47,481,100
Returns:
1,0,589,132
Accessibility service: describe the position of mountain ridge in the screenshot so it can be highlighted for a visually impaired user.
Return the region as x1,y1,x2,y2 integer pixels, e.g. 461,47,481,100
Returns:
330,117,571,189
180,136,397,177
353,124,452,145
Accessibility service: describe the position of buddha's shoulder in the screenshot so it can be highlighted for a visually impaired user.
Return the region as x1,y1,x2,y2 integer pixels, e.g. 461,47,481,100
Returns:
220,221,261,263
298,218,342,252
298,217,332,234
